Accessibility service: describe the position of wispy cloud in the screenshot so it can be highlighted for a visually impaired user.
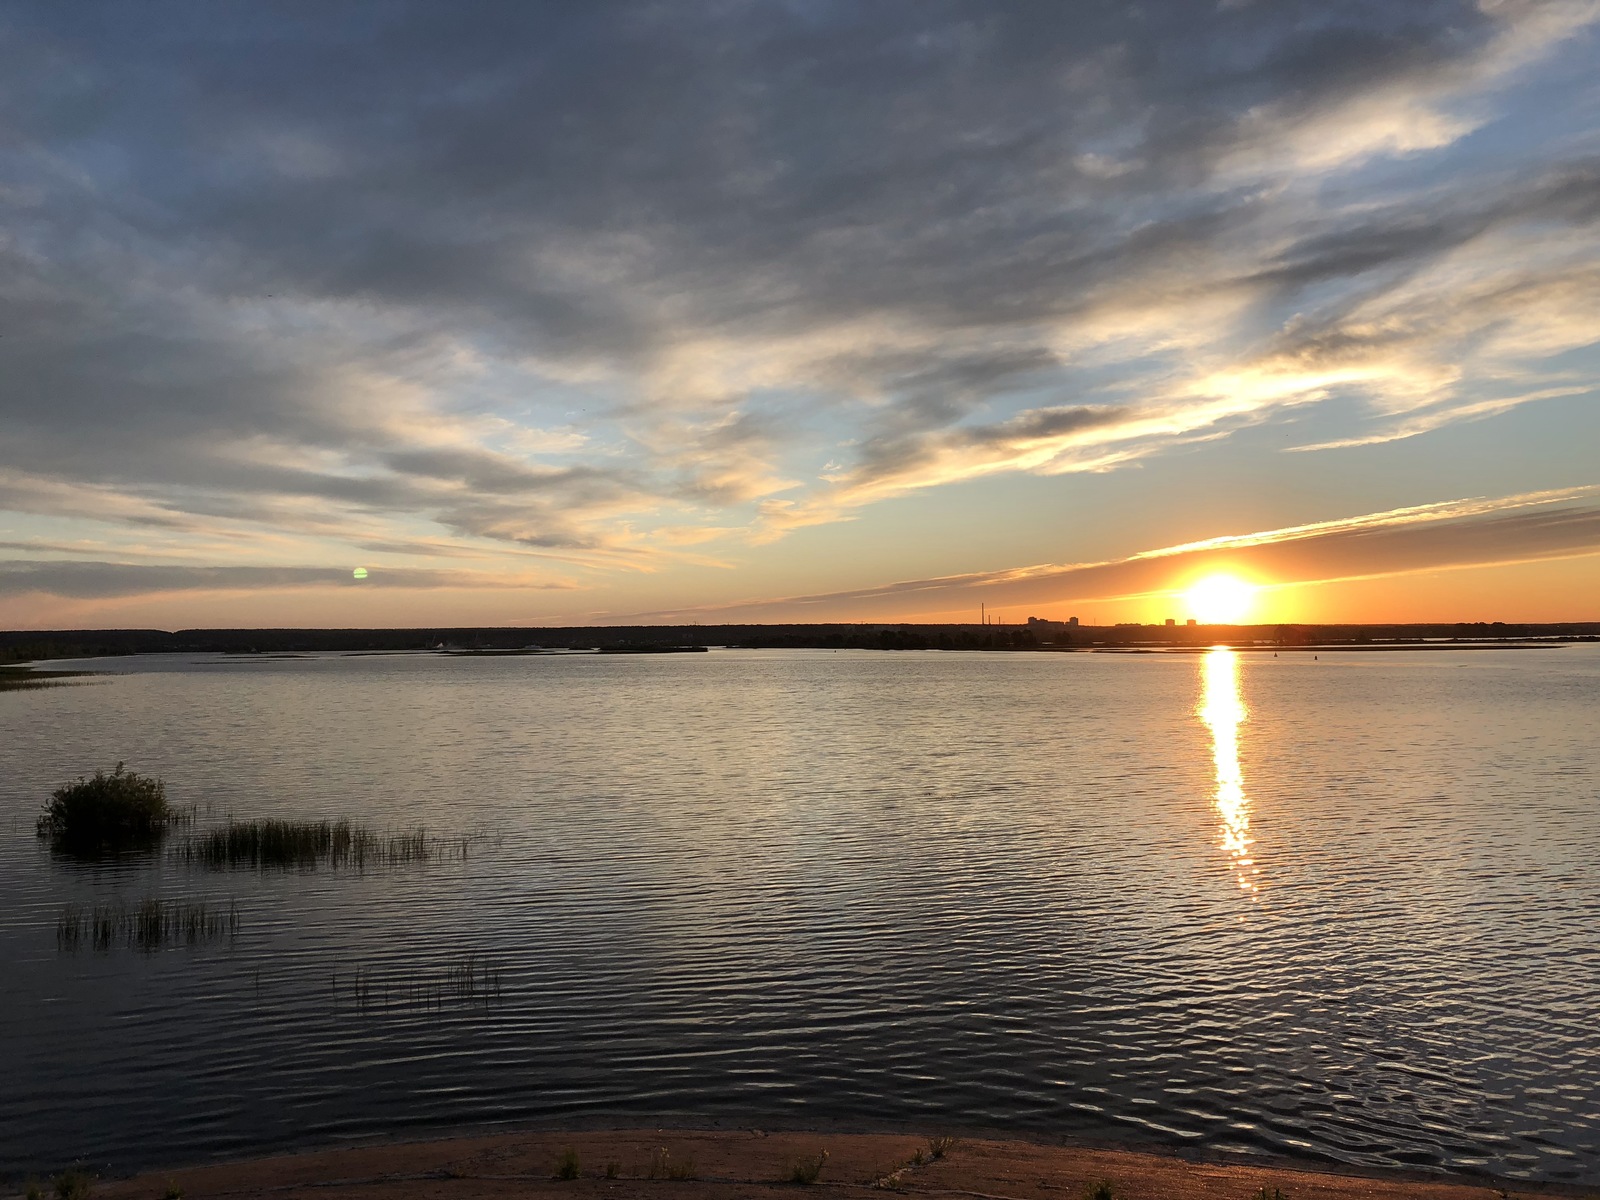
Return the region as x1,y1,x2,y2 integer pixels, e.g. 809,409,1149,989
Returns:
0,561,575,601
628,486,1600,622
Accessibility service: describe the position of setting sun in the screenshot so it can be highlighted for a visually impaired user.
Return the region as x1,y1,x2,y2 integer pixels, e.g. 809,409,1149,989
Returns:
1183,574,1258,624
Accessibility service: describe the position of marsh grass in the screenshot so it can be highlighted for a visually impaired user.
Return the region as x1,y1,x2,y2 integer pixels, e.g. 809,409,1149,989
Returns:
57,898,239,952
604,1161,621,1180
0,666,89,693
337,954,503,1013
52,1171,93,1200
178,819,472,870
927,1136,956,1161
555,1148,580,1180
1254,1189,1289,1200
1086,1181,1118,1200
786,1152,829,1184
646,1148,696,1181
36,764,186,857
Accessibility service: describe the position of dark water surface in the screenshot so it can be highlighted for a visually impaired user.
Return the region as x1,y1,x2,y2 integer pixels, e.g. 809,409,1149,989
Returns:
2,648,1597,1182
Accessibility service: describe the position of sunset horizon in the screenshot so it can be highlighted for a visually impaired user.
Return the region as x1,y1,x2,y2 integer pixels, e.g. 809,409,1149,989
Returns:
5,4,1598,1197
3,4,1598,631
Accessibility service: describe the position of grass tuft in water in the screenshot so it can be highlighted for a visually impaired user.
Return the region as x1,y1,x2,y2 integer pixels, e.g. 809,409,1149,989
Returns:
36,764,183,857
339,954,503,1013
180,819,442,870
555,1148,580,1180
0,665,92,693
57,898,239,953
786,1152,829,1184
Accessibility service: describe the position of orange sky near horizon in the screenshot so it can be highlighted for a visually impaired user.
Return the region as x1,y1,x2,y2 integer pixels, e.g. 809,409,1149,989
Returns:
6,545,1596,632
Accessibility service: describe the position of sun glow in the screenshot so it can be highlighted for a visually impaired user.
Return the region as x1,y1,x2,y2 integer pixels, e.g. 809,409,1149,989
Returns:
1183,574,1258,624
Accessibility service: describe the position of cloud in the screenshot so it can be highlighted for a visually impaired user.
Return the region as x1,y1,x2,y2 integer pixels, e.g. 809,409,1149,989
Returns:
0,0,1596,587
628,485,1600,622
0,560,574,601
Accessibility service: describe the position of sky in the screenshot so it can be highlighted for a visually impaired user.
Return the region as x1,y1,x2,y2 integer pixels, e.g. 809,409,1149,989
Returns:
2,0,1598,629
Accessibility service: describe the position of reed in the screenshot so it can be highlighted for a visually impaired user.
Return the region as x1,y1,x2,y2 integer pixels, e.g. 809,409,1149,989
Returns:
57,898,240,952
36,764,183,857
338,954,504,1013
179,819,439,869
0,664,96,692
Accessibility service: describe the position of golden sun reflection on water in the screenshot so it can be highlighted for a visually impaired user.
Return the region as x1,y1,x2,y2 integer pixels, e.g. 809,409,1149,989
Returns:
1198,646,1258,897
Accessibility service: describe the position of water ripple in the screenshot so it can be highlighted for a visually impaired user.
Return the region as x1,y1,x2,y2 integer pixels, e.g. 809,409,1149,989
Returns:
1,647,1597,1181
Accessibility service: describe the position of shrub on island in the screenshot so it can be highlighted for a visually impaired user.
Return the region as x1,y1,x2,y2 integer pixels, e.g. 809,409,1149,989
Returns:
36,763,175,856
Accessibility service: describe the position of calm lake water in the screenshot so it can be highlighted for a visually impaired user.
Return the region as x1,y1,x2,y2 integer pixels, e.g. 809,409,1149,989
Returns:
2,648,1597,1183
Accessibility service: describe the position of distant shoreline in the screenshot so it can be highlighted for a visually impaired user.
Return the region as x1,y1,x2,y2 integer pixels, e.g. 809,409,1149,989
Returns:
86,1127,1589,1200
4,622,1598,665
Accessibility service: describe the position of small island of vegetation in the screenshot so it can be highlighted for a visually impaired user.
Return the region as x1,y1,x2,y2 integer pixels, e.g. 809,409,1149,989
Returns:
36,763,182,857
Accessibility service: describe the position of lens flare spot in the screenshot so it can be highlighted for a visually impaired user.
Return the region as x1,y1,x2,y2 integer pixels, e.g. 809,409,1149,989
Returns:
352,567,368,580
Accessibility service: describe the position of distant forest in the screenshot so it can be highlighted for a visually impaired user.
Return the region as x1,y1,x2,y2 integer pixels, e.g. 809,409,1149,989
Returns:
3,621,1597,662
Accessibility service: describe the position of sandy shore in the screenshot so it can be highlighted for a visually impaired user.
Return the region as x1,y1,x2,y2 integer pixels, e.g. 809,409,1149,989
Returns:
85,1129,1570,1200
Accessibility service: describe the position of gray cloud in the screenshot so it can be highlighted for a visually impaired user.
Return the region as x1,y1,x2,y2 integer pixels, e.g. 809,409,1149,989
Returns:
0,560,568,600
0,0,1595,575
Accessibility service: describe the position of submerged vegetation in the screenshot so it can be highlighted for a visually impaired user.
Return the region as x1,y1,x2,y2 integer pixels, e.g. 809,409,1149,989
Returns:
36,764,185,857
179,819,470,869
1,665,90,693
336,953,503,1013
57,898,240,952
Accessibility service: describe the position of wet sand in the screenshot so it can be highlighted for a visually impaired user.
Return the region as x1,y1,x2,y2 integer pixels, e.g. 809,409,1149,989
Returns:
89,1129,1571,1200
